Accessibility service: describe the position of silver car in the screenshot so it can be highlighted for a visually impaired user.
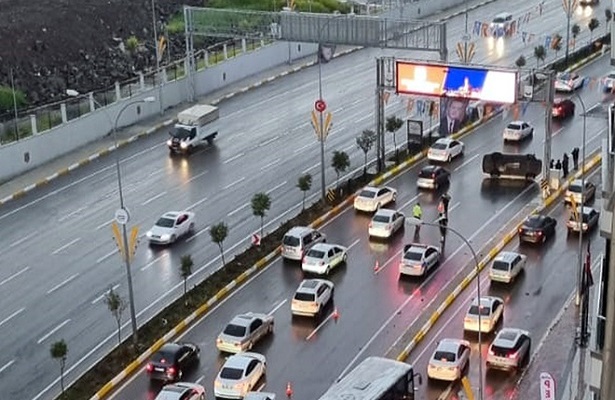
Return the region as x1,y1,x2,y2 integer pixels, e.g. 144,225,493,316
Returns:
217,312,274,354
564,179,596,205
399,243,440,277
154,382,206,400
566,206,599,233
214,352,267,399
487,328,531,371
368,209,405,239
244,393,276,400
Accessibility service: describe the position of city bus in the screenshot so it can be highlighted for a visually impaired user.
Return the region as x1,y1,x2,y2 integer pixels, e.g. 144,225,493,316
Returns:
318,357,422,400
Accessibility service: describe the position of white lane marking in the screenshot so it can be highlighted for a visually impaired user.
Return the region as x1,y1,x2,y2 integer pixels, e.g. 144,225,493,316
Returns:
552,127,564,137
196,375,205,385
259,136,279,147
222,153,245,164
0,141,162,222
306,309,337,342
140,253,169,272
399,194,421,210
228,203,249,217
266,181,287,195
0,308,25,329
141,191,167,206
9,230,39,248
293,143,313,154
454,154,480,172
268,299,287,315
186,197,208,211
223,177,246,190
347,238,361,250
187,170,209,184
302,165,318,174
47,273,80,295
51,238,81,255
37,319,71,344
261,158,281,171
96,218,114,230
186,226,210,242
91,284,121,305
0,267,30,287
96,249,118,264
58,206,87,222
342,144,355,152
0,359,15,375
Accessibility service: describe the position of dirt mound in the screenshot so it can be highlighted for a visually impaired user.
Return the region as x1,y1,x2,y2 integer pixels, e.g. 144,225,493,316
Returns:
0,0,202,108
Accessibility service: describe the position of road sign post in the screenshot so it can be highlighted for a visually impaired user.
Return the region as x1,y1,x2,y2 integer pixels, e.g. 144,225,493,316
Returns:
540,372,556,400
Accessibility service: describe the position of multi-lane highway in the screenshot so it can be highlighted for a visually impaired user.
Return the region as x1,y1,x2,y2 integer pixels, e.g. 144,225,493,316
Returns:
105,53,610,399
0,0,608,398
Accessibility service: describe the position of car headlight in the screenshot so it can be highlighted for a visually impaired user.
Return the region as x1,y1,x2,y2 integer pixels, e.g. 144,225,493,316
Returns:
146,231,153,238
166,139,172,146
214,380,222,388
160,234,171,241
180,141,189,149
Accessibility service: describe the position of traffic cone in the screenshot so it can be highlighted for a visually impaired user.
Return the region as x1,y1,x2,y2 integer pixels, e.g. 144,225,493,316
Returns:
332,307,340,322
374,260,380,272
286,382,293,398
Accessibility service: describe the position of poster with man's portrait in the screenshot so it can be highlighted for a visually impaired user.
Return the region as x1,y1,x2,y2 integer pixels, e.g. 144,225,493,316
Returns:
438,97,469,137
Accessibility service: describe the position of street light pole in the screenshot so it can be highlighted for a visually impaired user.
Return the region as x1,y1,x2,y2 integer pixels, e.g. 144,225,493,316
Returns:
573,92,587,308
407,218,484,400
151,0,163,115
565,0,573,66
317,45,326,202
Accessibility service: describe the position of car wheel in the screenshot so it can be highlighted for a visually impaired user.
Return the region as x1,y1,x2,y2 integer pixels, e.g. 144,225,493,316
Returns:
188,223,195,234
541,235,546,244
325,266,330,276
247,340,253,350
268,323,274,334
447,154,452,162
343,253,348,263
178,369,183,380
376,202,381,210
170,234,177,243
392,193,397,202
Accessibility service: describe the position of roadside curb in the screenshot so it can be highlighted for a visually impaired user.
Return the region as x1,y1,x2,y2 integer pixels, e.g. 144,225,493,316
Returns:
395,153,603,362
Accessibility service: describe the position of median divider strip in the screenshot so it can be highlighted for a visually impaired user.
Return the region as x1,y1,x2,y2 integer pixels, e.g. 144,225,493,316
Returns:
395,153,603,363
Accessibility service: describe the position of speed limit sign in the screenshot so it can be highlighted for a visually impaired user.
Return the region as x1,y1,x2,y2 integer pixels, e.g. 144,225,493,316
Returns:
315,99,327,113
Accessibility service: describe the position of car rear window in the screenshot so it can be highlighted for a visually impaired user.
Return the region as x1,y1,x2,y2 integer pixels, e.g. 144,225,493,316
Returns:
220,367,244,380
569,184,582,193
306,249,325,258
372,215,390,223
490,345,512,356
506,123,521,130
223,324,246,337
418,169,434,178
468,305,491,316
359,190,376,198
283,235,300,246
432,143,447,150
404,251,423,261
492,260,510,271
294,292,315,301
434,351,456,362
152,349,176,363
524,217,543,228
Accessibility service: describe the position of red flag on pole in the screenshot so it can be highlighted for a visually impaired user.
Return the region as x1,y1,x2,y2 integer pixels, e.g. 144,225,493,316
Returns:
584,242,594,292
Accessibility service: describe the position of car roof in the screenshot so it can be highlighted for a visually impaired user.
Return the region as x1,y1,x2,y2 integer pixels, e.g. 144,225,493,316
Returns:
229,314,258,327
374,208,396,217
405,243,435,253
508,120,526,125
495,12,512,17
570,179,584,186
224,353,259,370
244,393,277,400
158,382,203,398
360,186,379,193
526,214,546,222
434,137,455,145
494,251,521,263
421,165,440,173
471,296,503,307
285,226,313,236
297,279,330,293
436,338,465,352
158,342,182,353
162,212,180,218
493,328,529,347
310,243,338,252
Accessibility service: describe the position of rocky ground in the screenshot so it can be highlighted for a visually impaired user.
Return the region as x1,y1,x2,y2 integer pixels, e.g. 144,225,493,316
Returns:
0,0,207,110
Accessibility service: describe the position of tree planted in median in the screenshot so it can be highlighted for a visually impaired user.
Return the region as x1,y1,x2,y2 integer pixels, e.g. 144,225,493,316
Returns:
533,45,546,67
50,339,68,395
385,116,404,162
103,287,127,345
331,150,350,188
605,9,612,34
356,129,376,175
515,55,526,69
180,254,194,300
297,173,312,211
251,192,271,237
572,23,581,50
210,222,229,266
588,18,600,42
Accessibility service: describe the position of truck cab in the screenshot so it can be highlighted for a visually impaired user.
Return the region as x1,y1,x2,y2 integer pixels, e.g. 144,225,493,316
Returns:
168,104,219,154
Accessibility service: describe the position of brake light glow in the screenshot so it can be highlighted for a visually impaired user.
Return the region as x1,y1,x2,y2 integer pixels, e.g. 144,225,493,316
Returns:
489,349,495,356
146,363,154,372
507,351,518,359
168,366,177,376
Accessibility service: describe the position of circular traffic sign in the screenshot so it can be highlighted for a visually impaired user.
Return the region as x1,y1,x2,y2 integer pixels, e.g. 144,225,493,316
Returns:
115,208,130,225
315,99,327,113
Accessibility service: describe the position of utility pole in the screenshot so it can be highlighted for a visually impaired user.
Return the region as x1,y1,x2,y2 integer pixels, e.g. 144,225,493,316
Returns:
543,71,554,184
600,194,615,399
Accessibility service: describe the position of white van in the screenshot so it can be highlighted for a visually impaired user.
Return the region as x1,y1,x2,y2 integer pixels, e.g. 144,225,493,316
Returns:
491,12,513,28
281,226,327,261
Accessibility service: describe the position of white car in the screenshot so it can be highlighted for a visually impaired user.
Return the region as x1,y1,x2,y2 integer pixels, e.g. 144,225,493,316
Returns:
555,72,584,92
244,393,276,400
564,179,596,205
301,243,348,275
463,296,504,333
399,243,440,277
291,279,334,317
368,209,405,239
503,121,533,142
217,312,274,354
353,186,397,212
154,382,206,400
566,206,599,233
486,328,531,371
604,71,615,92
214,352,266,399
146,211,195,245
489,251,526,284
427,138,464,162
427,338,471,381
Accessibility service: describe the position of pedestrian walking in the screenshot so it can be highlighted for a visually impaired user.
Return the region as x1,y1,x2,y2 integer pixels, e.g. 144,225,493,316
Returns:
572,147,580,170
439,215,448,242
562,153,569,178
550,159,554,169
555,159,562,170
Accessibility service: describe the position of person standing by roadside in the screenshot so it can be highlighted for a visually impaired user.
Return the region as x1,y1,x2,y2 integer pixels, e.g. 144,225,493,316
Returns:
562,153,569,178
571,147,580,170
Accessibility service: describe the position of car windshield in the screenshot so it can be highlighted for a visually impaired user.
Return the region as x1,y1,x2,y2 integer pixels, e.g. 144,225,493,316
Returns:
493,17,505,23
524,217,543,228
155,217,175,228
171,126,194,139
359,190,376,198
569,184,582,193
404,251,423,261
372,215,391,223
152,348,176,363
434,351,456,362
506,123,521,130
223,324,246,337
557,73,570,81
220,367,244,380
294,292,315,302
283,235,300,246
306,249,326,259
571,213,593,223
609,73,615,79
469,305,491,316
432,143,447,150
492,260,510,271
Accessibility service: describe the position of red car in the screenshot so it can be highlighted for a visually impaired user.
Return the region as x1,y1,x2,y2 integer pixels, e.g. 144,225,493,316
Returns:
552,98,575,119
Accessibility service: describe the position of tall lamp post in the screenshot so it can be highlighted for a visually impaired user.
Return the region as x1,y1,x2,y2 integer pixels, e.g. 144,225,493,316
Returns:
406,217,484,400
564,0,574,65
66,90,155,345
571,92,587,309
151,0,163,115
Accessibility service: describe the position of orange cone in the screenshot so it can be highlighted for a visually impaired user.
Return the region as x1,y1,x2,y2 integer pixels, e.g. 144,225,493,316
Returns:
286,382,293,398
332,307,340,322
374,260,380,272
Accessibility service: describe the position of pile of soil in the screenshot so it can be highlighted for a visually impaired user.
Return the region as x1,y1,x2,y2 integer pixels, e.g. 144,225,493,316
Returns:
0,0,203,108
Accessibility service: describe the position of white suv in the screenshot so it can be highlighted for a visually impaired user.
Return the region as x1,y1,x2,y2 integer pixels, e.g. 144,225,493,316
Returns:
291,279,334,318
489,251,526,284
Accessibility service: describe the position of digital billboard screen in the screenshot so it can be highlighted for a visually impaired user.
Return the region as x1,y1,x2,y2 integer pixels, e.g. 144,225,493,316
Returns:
396,61,517,104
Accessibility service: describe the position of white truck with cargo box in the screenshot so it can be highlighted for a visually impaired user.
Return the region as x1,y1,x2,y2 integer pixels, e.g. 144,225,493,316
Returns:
167,104,219,154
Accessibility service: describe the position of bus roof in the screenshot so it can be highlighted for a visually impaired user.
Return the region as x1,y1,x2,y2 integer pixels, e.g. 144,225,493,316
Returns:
318,357,413,400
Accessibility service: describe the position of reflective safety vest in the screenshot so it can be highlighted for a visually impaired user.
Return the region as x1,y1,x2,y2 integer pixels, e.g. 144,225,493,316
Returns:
412,205,423,219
